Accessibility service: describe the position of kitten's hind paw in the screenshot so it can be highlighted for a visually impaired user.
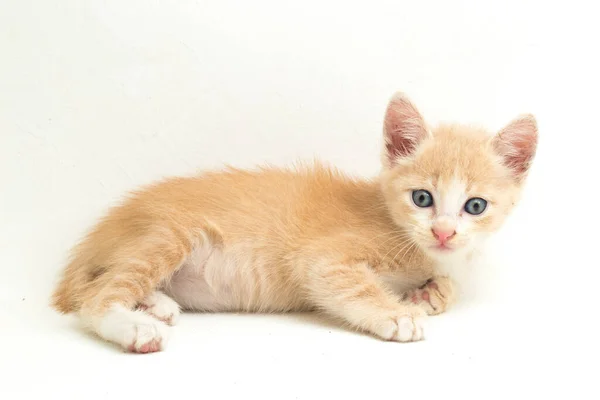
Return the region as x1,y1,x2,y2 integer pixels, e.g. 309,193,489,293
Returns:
88,305,171,353
137,291,181,326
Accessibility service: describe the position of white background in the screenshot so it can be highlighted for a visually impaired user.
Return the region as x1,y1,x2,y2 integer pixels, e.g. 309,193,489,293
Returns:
1,0,598,399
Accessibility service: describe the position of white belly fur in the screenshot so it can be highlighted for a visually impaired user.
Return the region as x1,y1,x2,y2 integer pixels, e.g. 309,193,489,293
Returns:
162,241,306,312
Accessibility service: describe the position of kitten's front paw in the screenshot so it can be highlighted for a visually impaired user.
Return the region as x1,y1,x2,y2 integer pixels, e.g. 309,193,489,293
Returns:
375,307,426,342
137,291,181,326
405,276,454,315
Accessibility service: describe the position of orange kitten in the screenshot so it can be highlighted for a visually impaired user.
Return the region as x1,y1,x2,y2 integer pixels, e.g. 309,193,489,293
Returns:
51,92,538,353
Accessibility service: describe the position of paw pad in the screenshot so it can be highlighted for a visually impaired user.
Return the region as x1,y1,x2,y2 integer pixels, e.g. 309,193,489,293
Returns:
129,338,162,354
406,276,454,316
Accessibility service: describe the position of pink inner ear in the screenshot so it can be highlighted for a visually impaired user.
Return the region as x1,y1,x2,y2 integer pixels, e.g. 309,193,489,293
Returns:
504,136,535,176
385,125,420,159
384,95,427,162
495,116,538,178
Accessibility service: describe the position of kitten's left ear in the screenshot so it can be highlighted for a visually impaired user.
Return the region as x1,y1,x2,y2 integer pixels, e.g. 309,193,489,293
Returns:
382,92,430,168
493,114,539,181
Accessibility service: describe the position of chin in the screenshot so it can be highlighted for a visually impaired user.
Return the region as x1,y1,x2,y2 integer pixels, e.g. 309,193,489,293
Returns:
422,241,472,262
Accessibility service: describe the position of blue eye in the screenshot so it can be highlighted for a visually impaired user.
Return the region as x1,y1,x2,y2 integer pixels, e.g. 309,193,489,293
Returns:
464,198,487,215
412,190,433,208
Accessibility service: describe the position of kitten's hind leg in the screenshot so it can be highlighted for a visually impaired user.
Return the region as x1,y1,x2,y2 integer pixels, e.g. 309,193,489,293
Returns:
78,221,223,353
79,249,182,353
305,261,426,342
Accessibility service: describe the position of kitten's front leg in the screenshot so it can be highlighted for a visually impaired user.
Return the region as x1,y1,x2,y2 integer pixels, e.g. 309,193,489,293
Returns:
404,276,455,316
305,261,425,342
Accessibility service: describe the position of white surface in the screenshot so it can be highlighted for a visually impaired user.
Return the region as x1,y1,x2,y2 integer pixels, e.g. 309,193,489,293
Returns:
1,0,598,398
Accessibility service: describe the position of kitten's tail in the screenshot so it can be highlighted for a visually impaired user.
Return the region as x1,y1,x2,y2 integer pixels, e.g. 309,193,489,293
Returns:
51,250,95,314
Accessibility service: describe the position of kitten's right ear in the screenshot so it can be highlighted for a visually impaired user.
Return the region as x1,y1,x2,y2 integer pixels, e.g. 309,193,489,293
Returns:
382,92,429,167
492,114,538,182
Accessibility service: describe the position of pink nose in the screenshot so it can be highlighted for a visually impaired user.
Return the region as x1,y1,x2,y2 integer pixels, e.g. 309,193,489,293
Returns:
432,228,456,244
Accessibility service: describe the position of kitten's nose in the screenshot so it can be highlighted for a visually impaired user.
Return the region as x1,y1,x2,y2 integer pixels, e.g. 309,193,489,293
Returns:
432,228,456,244
432,217,457,244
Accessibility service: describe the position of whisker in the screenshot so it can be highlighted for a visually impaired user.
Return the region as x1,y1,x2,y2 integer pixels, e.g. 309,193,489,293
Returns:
359,230,404,249
386,237,415,266
379,237,412,262
376,235,410,251
406,241,420,267
396,240,418,267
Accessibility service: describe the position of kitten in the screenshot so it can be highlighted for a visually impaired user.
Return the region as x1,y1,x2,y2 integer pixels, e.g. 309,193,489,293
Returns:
51,92,538,353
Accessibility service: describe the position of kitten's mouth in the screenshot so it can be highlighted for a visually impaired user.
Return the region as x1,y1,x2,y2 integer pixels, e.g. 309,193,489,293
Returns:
430,243,455,252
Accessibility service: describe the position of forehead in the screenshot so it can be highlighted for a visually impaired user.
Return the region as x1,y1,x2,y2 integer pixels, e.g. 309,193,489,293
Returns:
409,125,510,192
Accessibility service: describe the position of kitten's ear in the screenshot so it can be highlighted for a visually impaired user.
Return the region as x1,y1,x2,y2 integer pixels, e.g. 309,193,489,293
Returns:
493,114,539,181
382,92,429,167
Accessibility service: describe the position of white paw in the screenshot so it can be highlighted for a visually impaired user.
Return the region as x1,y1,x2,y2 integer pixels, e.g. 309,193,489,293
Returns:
376,308,425,342
138,291,181,326
92,304,171,353
395,315,424,342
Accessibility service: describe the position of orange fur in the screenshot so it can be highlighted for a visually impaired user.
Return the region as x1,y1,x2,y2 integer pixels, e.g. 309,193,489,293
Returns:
51,92,538,352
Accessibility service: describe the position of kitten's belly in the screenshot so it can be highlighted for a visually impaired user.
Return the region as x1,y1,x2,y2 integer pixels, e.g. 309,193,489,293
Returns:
163,243,307,312
163,265,226,312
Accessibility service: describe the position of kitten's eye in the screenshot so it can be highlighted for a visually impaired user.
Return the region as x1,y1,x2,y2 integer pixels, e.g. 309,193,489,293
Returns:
464,198,487,215
412,190,433,208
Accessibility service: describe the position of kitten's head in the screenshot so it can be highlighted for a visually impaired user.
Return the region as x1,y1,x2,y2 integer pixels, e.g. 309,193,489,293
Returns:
379,92,538,261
